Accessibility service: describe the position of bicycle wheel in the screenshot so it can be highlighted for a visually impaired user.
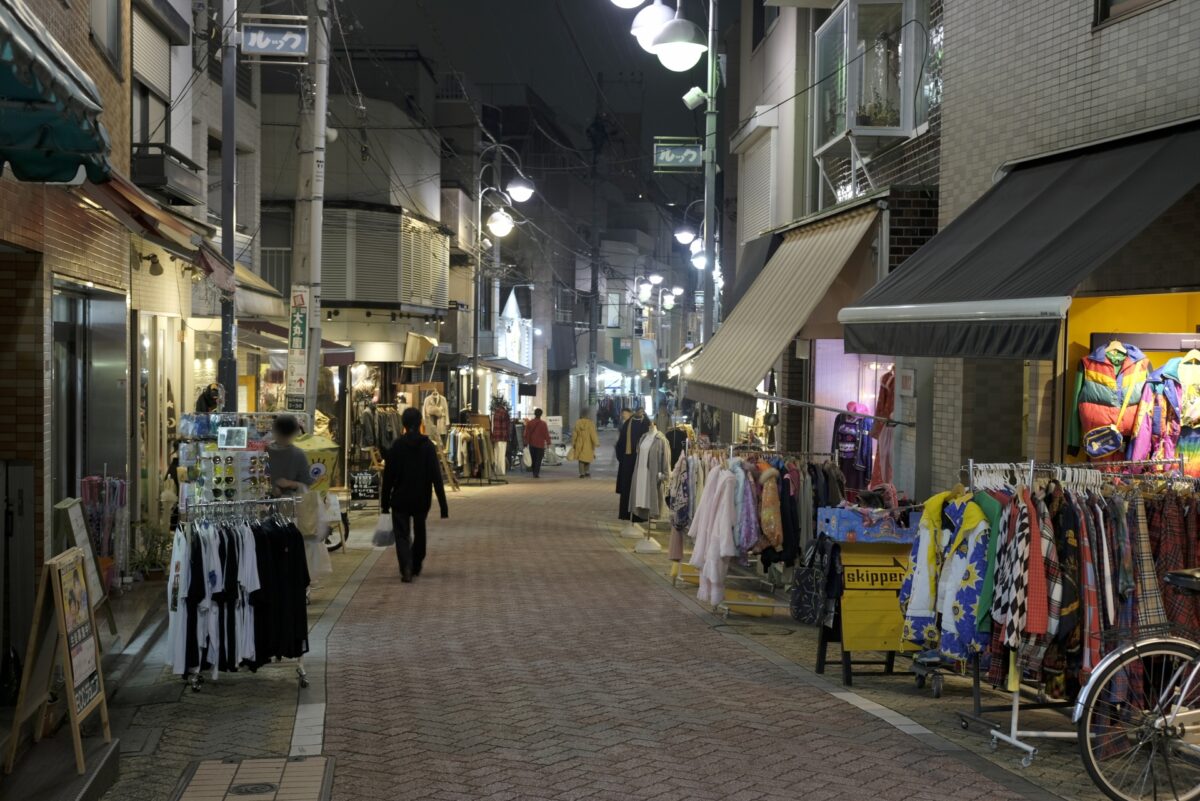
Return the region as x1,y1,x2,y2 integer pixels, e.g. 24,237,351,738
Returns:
1078,639,1200,801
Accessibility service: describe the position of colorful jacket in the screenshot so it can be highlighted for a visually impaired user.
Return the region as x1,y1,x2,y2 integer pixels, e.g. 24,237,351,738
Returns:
899,492,991,661
1068,342,1151,455
1128,358,1182,466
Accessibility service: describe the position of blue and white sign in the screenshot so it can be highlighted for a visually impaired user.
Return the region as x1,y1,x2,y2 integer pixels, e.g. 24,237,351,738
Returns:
240,23,309,57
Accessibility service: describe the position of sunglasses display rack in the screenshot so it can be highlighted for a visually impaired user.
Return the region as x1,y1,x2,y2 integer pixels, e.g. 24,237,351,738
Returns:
177,412,312,510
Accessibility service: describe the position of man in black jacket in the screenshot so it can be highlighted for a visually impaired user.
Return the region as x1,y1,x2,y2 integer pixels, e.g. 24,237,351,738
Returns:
380,407,449,582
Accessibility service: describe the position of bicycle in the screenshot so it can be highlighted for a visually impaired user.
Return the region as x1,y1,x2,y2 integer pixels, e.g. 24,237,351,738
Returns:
1074,568,1200,801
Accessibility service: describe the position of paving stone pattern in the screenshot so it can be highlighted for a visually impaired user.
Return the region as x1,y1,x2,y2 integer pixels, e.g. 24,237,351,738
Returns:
323,465,1034,801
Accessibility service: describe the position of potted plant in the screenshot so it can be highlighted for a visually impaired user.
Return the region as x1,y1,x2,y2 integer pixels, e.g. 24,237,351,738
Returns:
130,522,172,581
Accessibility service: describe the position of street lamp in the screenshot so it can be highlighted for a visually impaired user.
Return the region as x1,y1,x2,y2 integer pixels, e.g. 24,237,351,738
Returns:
648,273,664,285
615,0,719,343
651,3,707,72
631,0,674,53
611,0,645,8
473,141,534,411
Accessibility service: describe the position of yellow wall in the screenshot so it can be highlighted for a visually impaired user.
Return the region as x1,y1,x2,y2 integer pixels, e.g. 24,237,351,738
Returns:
1060,291,1200,459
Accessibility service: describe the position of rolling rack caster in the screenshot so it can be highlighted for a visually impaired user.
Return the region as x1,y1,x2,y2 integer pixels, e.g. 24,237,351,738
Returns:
186,671,204,692
912,651,946,698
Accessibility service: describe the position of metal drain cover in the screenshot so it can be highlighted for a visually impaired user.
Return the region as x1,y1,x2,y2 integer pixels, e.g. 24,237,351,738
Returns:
230,783,279,795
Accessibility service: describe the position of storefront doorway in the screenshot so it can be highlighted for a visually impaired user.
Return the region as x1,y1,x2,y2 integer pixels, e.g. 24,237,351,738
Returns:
52,280,127,503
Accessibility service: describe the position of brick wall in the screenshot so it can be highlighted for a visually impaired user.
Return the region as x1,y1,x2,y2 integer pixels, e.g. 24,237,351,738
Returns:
886,188,939,272
131,235,193,317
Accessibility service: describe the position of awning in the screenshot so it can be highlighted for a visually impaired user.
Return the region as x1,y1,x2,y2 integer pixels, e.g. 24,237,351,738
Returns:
402,332,438,367
235,263,285,318
597,360,630,375
239,320,356,367
685,206,879,416
667,346,702,379
839,124,1200,360
481,357,535,379
726,233,780,314
0,0,111,182
81,171,236,292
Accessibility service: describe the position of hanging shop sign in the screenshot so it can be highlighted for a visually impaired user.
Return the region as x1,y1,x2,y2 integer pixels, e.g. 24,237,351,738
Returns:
653,137,703,173
240,17,309,64
286,285,310,410
4,548,111,776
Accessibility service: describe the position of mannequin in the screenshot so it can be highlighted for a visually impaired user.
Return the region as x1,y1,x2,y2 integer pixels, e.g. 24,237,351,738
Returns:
832,402,872,491
422,389,449,443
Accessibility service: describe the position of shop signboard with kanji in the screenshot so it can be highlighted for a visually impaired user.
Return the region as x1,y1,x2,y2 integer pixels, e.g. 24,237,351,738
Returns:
286,285,309,410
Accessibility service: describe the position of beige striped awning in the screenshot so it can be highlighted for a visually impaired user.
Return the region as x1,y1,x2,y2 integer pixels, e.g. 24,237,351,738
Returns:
684,206,879,416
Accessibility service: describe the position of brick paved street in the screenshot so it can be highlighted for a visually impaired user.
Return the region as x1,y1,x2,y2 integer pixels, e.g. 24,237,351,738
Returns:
321,456,1052,801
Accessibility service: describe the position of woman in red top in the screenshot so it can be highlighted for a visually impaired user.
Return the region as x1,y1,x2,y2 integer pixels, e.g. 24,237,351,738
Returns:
524,408,551,478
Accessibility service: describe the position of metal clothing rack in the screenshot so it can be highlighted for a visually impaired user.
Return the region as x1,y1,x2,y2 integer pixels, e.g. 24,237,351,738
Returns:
177,496,308,692
754,392,914,427
957,457,1182,765
448,424,506,486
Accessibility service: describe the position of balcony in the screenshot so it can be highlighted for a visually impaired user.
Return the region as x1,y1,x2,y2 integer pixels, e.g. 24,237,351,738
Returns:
131,143,205,206
813,0,930,159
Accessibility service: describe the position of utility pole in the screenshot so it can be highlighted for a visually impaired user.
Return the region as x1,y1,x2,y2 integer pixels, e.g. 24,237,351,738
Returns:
482,146,502,412
585,95,607,409
217,0,239,409
290,0,329,419
700,0,718,343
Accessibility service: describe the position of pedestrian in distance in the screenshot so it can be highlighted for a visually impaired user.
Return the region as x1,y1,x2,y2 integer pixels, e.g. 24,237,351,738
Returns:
654,401,672,435
380,407,449,583
524,408,551,478
571,408,599,478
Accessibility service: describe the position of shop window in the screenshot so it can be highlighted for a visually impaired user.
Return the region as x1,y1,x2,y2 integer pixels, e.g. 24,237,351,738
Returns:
1097,0,1169,23
812,0,936,156
90,0,122,70
751,0,780,50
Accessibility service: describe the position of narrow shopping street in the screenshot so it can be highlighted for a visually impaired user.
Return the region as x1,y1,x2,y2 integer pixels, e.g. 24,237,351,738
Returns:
81,436,1100,801
320,466,1029,801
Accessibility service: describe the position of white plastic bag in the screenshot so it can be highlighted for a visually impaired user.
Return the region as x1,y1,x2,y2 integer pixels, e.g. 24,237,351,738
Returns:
522,447,533,468
372,513,395,547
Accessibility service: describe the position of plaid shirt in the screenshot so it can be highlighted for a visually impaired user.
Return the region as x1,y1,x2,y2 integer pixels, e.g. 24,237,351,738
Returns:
491,408,510,443
1017,498,1062,673
1149,494,1197,633
1022,488,1050,637
1133,496,1170,635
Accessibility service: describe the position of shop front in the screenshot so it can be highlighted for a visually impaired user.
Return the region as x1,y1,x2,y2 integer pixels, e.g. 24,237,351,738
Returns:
684,198,906,493
838,122,1200,489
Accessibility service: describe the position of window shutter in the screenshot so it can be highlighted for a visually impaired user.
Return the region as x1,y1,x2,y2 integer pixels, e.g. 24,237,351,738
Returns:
133,11,171,99
355,210,402,304
321,209,349,301
739,134,774,241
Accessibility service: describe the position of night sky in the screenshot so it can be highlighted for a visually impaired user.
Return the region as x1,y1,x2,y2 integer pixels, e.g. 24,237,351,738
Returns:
338,0,728,157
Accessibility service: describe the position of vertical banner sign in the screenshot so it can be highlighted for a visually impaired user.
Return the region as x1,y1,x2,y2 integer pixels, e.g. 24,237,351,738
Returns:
286,286,310,411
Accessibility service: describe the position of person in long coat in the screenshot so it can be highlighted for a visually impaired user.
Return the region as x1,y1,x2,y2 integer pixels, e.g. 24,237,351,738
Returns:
615,408,650,520
571,409,599,478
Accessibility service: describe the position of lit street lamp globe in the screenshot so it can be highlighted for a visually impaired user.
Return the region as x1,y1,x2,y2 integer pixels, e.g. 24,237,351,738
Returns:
674,227,696,245
671,286,684,296
689,238,703,255
652,14,707,72
487,209,515,237
649,273,664,285
611,0,645,8
631,0,674,53
507,176,534,203
691,250,707,270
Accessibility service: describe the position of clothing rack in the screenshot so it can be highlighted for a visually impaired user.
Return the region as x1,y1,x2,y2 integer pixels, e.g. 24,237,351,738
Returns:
957,457,1181,765
175,496,308,692
448,424,506,486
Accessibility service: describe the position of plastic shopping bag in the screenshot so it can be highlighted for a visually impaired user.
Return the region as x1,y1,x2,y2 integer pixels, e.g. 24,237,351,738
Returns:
522,447,533,468
372,513,395,547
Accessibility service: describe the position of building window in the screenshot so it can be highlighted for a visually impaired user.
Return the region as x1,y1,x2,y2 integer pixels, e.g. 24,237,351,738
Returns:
132,83,169,145
751,0,780,49
1097,0,1166,22
605,292,621,328
812,0,936,155
90,0,122,69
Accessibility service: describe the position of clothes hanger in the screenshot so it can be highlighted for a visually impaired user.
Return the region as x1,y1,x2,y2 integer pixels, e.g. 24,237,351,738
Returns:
1107,339,1127,355
1181,348,1200,365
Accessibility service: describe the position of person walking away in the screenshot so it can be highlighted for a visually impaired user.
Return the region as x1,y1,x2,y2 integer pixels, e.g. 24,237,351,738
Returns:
571,409,599,478
380,408,449,582
524,408,551,478
654,401,672,435
269,415,313,496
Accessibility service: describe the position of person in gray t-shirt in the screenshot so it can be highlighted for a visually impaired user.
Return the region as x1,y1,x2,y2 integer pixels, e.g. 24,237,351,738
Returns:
269,415,313,496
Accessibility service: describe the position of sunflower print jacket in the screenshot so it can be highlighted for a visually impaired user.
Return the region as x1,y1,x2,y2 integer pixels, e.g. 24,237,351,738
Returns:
900,492,991,662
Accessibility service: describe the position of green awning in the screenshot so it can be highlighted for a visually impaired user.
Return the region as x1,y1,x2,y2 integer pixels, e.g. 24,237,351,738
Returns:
0,0,111,182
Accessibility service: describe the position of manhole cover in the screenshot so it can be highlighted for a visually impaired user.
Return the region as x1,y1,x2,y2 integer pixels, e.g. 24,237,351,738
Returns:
230,783,279,795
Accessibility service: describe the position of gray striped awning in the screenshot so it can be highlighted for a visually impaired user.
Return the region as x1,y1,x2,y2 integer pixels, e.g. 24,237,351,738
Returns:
684,206,879,416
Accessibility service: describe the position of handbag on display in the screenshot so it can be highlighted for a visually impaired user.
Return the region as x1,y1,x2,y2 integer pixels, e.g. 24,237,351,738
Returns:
1083,379,1138,459
789,540,828,626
